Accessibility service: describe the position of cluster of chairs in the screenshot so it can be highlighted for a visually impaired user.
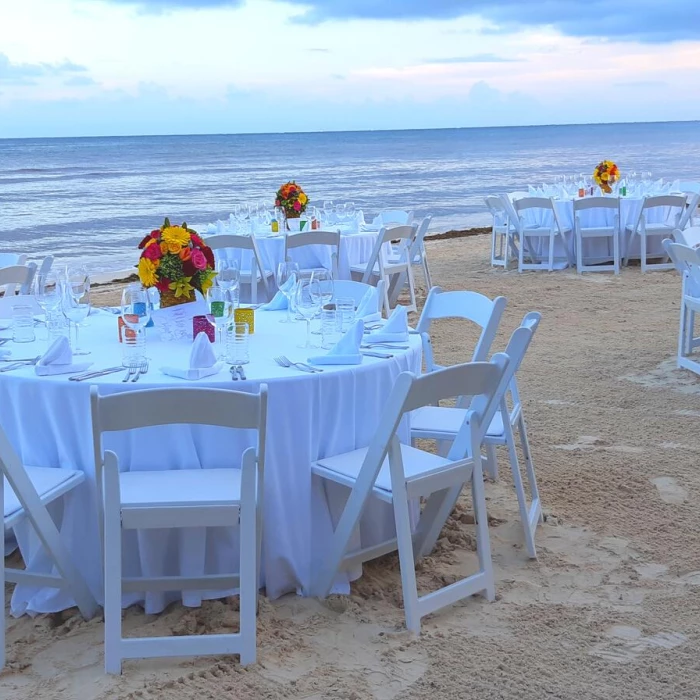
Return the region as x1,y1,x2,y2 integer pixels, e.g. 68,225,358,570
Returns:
2,282,541,674
486,185,700,273
0,254,54,297
205,209,432,317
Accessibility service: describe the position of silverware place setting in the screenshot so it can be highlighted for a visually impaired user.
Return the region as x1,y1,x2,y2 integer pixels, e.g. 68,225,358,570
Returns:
274,356,323,373
68,366,125,382
361,342,409,350
122,358,148,383
229,364,247,381
360,350,394,359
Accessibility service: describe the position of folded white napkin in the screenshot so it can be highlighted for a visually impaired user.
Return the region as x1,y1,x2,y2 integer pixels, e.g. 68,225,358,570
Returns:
161,333,223,380
308,319,363,365
355,287,382,323
206,223,217,234
365,305,409,343
35,336,92,376
259,275,296,311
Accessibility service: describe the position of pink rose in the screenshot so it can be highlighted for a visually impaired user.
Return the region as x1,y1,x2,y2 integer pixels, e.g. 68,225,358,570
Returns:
293,200,301,212
190,248,207,271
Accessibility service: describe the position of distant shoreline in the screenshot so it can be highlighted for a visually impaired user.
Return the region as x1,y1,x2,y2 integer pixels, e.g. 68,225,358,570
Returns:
91,226,491,287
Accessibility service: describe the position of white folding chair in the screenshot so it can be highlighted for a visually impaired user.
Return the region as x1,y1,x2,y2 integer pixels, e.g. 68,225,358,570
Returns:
0,265,35,298
674,226,700,248
0,254,26,269
416,286,507,372
624,195,687,271
311,356,510,633
514,197,573,272
284,230,341,279
411,313,543,558
664,239,700,376
90,385,268,674
407,215,432,288
678,182,700,226
572,197,621,274
681,193,700,230
350,225,417,315
376,210,414,228
1,426,98,670
486,196,517,269
206,234,273,303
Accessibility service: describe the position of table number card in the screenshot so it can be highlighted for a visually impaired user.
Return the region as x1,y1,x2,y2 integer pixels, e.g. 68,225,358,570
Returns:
151,299,208,342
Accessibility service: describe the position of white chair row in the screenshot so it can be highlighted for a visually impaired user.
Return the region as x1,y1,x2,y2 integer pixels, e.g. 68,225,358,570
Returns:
486,193,700,274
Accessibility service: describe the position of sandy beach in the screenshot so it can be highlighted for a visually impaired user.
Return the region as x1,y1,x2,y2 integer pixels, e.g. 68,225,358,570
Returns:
4,232,700,700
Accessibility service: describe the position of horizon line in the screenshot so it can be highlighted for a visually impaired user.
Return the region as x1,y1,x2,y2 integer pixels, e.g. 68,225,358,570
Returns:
1,118,699,142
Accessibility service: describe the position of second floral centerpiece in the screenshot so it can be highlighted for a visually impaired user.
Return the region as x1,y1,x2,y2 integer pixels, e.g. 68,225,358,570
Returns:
275,181,308,228
593,160,620,194
137,218,216,307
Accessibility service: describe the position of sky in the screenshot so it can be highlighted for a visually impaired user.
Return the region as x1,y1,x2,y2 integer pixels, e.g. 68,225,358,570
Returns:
0,0,699,137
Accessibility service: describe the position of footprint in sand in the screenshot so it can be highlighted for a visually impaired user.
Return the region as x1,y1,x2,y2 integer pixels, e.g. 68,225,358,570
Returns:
650,476,688,504
554,436,644,454
590,625,687,664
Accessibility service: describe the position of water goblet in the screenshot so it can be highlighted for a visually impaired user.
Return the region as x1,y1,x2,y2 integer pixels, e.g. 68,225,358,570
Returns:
206,286,232,359
62,283,91,355
34,270,62,339
295,278,322,349
276,261,299,323
323,200,334,225
310,268,333,335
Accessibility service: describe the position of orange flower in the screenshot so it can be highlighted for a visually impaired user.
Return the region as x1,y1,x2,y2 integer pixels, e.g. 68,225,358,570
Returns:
179,247,192,261
165,240,182,255
160,242,169,255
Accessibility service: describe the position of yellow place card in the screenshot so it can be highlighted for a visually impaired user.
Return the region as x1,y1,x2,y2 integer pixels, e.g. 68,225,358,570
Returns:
234,307,255,334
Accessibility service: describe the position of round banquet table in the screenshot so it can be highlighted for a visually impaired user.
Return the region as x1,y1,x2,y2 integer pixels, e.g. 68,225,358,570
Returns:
512,194,672,265
204,223,381,286
0,310,422,615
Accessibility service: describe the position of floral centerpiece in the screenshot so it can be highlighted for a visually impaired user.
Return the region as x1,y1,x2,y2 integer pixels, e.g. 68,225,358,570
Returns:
593,160,620,194
137,218,216,308
275,181,308,220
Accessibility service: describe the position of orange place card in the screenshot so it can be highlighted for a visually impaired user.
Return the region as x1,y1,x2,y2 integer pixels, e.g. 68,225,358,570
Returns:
234,307,254,334
118,315,138,343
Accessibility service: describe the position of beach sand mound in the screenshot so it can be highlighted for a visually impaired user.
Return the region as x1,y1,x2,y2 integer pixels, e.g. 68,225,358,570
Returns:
4,234,700,699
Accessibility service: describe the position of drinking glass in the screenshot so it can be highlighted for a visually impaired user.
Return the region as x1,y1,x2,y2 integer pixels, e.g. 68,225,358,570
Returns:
311,268,333,335
225,322,249,365
231,204,242,231
321,308,339,349
276,261,299,323
62,284,91,355
11,305,35,343
120,285,151,363
66,264,89,290
323,200,334,225
295,278,322,349
34,270,62,339
206,286,232,358
346,201,356,228
217,258,240,303
335,297,355,333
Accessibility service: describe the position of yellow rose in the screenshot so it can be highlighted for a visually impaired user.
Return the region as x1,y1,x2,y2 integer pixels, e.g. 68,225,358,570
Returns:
161,226,191,248
299,192,308,205
166,239,182,254
138,257,158,287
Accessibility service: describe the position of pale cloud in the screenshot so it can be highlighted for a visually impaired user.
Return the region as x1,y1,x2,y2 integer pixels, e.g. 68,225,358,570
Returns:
0,53,88,85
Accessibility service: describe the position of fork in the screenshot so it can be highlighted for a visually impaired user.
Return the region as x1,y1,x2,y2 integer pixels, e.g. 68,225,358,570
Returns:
274,356,323,373
122,364,137,382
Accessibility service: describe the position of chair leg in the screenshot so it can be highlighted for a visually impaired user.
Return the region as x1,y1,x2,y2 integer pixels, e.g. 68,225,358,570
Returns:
103,492,123,674
504,420,537,559
239,495,257,665
484,444,498,480
548,233,555,272
613,231,620,275
641,233,647,273
518,233,525,272
470,437,495,601
1,477,4,671
576,230,583,274
392,483,421,634
422,255,432,289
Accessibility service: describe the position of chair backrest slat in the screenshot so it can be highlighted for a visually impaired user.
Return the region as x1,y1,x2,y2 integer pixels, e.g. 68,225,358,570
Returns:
674,226,700,248
0,265,33,288
664,239,700,296
572,196,620,212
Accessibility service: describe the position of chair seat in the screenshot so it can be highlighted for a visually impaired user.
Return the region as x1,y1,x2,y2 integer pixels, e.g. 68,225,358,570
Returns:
626,223,675,234
410,406,505,439
240,269,274,282
4,466,84,522
313,443,455,495
119,468,242,509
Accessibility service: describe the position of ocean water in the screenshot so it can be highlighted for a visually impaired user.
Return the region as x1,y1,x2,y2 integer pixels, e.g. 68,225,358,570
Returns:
1,121,699,274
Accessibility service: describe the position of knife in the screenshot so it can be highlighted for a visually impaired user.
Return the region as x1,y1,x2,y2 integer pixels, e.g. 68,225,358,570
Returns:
69,366,124,382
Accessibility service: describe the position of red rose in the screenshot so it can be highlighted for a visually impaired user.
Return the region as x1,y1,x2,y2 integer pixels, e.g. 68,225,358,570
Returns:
138,234,152,249
156,278,170,293
151,229,161,237
202,246,215,269
190,233,204,247
143,243,162,261
183,259,196,277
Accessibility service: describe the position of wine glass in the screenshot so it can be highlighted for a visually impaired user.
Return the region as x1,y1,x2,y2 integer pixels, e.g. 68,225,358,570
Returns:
217,259,240,302
335,203,347,224
295,277,322,349
66,264,89,290
345,201,356,223
323,200,334,225
62,283,91,355
206,286,232,358
276,261,299,323
34,270,62,316
310,268,333,335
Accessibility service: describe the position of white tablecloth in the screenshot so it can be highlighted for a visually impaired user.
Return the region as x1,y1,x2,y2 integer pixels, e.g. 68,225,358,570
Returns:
0,311,422,614
513,194,672,264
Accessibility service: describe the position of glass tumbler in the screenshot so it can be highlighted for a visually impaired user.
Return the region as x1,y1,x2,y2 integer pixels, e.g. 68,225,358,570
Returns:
226,322,250,365
11,305,35,343
335,297,355,333
321,308,339,349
